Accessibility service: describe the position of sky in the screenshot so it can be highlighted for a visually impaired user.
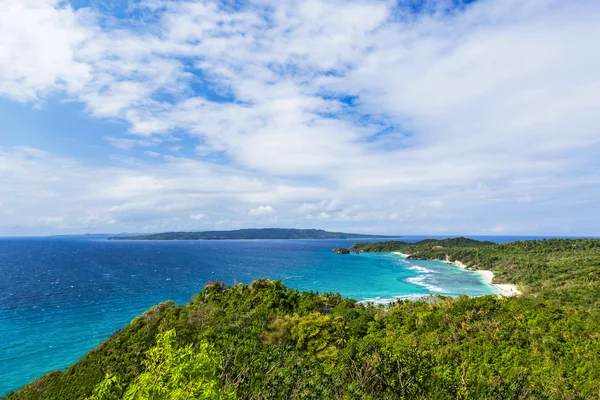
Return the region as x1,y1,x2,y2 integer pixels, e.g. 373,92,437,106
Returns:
0,0,599,236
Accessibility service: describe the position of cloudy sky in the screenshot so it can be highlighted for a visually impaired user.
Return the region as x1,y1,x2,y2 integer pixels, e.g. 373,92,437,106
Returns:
1,0,599,236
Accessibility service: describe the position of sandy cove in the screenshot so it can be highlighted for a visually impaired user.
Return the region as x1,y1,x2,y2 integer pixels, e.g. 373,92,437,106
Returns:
445,256,521,297
392,252,521,297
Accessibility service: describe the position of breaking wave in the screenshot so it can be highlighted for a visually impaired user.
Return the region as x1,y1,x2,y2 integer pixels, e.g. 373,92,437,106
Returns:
405,264,435,274
405,275,446,293
359,293,430,305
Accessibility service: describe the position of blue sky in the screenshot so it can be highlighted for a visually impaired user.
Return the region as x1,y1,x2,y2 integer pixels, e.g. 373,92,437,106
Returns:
1,0,599,236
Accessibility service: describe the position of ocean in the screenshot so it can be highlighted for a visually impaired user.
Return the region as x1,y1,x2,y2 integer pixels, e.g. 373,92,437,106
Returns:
0,235,579,395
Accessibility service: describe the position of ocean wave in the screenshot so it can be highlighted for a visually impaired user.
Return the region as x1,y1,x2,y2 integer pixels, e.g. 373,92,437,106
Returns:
359,297,397,305
405,264,435,273
359,293,430,305
394,293,431,301
405,275,446,293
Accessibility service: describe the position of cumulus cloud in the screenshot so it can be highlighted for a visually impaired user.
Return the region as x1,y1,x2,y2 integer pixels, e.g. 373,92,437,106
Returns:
427,201,444,208
249,205,275,216
0,146,319,234
38,216,65,224
0,0,599,235
0,0,93,101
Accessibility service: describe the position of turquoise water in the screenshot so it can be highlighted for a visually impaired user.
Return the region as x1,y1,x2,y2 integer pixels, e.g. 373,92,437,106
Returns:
282,251,498,303
0,237,498,395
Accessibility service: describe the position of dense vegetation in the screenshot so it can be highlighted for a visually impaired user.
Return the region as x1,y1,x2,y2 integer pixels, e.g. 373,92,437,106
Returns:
6,238,600,399
110,228,392,241
349,237,496,252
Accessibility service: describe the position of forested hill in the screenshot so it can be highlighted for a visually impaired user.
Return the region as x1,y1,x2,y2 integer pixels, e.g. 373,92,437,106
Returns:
348,237,496,252
6,238,600,399
109,228,393,240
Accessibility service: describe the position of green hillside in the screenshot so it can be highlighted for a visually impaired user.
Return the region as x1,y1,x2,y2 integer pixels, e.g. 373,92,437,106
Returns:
6,238,600,399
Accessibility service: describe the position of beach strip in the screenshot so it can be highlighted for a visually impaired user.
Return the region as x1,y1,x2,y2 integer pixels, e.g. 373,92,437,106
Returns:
392,252,521,297
444,258,522,297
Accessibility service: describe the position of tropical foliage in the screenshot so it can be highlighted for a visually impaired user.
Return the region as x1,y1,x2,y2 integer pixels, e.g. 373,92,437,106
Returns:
88,329,233,400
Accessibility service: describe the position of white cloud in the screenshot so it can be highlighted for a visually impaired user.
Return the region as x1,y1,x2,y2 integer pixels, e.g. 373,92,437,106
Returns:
38,216,65,224
0,146,316,233
297,200,340,214
0,0,93,101
249,205,275,216
427,200,444,208
490,225,506,233
105,137,155,150
1,0,600,234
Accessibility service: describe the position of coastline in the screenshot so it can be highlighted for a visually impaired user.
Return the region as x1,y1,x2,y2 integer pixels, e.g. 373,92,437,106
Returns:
392,252,521,297
444,256,522,297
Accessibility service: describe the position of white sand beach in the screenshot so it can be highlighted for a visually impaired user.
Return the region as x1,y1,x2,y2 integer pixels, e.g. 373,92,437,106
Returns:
444,256,522,297
391,251,521,297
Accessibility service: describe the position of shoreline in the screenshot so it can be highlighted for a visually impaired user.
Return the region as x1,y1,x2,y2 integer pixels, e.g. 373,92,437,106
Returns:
391,252,521,297
443,255,522,297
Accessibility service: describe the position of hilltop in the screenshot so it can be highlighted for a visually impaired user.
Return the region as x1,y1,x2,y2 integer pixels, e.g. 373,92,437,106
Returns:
348,237,495,252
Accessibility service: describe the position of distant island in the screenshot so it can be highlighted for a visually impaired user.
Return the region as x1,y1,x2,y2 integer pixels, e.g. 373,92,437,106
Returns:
109,228,395,240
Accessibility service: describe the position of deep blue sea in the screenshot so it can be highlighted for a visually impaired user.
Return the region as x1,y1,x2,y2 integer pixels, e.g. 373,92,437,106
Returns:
0,235,586,395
